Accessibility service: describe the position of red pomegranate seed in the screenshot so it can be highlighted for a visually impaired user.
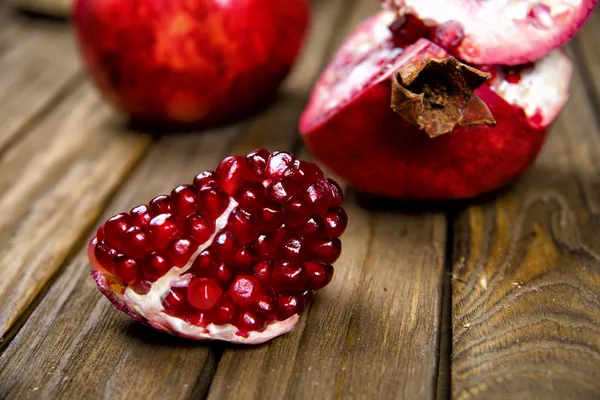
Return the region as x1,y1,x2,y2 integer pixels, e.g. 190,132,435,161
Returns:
104,213,130,250
299,216,324,237
429,20,465,53
301,289,314,307
266,180,293,203
283,196,311,227
132,280,152,295
253,260,272,286
227,208,258,245
283,160,324,190
264,151,295,181
148,213,180,249
188,278,223,310
144,252,173,280
305,179,334,214
259,203,282,233
193,171,216,188
113,256,139,284
279,238,305,262
311,238,342,263
388,14,428,47
245,148,270,178
186,312,211,327
171,185,198,218
277,294,304,320
328,179,344,207
236,181,266,214
231,246,253,271
149,195,173,215
96,225,105,241
323,207,348,237
166,237,198,267
271,262,308,293
228,275,261,307
255,294,276,314
185,213,215,244
123,226,150,258
94,241,117,272
252,234,275,260
237,311,266,332
130,205,152,227
197,186,229,218
305,262,334,290
212,264,233,285
211,230,238,262
214,299,237,324
162,288,188,312
190,250,215,275
216,156,250,196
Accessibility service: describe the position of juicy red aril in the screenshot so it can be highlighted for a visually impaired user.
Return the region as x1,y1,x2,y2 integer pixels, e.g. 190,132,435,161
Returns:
212,264,233,285
145,252,173,280
228,275,261,307
197,186,229,218
311,238,342,263
132,280,152,295
186,312,211,327
171,185,198,218
259,203,283,232
430,20,465,53
279,238,305,262
299,216,324,237
149,195,173,215
283,160,325,190
227,208,258,245
96,225,105,241
328,179,344,207
185,213,215,244
113,255,138,283
190,250,215,274
216,156,250,196
166,237,198,267
211,230,238,262
236,181,266,214
306,179,334,214
188,278,223,310
255,294,276,314
283,196,311,227
194,171,216,188
266,180,294,203
277,294,304,320
95,241,117,272
254,260,272,286
104,213,130,250
163,288,188,313
130,205,151,227
245,148,270,178
237,311,266,332
214,299,237,324
231,246,253,271
123,226,150,258
323,207,348,237
305,262,334,290
253,234,276,259
148,213,180,248
271,262,308,293
264,151,295,181
389,14,428,47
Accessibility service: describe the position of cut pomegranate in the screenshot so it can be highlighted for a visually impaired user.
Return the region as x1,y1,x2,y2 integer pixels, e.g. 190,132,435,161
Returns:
382,0,597,65
299,11,572,199
89,150,346,344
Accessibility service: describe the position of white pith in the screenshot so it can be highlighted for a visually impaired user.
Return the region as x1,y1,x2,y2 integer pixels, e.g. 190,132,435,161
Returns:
381,0,590,64
311,11,571,129
103,197,299,344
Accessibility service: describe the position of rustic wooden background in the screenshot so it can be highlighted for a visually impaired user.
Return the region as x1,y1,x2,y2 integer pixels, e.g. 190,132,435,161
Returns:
0,0,599,399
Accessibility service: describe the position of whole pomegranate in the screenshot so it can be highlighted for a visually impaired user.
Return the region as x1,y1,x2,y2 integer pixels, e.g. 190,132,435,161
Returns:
73,0,310,126
299,10,576,199
88,150,346,344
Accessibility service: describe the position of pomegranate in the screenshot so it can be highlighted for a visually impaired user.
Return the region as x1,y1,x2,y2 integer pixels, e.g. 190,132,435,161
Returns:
299,11,572,199
382,0,597,65
73,0,310,126
88,150,346,344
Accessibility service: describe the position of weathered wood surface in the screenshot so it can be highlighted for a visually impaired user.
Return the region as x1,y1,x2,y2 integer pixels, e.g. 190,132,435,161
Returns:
450,50,600,399
9,0,70,17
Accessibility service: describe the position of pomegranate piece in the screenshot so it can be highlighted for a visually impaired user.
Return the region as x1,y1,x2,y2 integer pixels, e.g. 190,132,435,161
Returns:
382,0,597,65
89,150,347,344
73,0,310,126
299,11,572,199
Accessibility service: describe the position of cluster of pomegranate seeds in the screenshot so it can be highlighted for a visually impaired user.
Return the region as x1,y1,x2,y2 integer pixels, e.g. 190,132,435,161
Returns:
388,14,465,54
89,149,346,336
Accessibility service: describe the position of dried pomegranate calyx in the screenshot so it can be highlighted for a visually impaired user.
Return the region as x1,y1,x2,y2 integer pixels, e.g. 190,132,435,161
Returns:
391,56,496,137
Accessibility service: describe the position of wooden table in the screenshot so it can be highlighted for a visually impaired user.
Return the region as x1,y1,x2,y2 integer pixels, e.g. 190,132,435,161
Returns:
0,1,599,399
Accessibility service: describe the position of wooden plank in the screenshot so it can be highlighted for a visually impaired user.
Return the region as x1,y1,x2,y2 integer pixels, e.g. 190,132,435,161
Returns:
208,1,448,399
0,82,150,341
10,0,71,17
0,19,82,153
451,53,600,399
573,10,600,108
0,0,347,398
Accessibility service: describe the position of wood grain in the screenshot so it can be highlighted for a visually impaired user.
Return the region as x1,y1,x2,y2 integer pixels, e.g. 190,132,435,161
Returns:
0,83,150,342
451,55,600,399
208,1,447,399
0,19,82,154
9,0,71,17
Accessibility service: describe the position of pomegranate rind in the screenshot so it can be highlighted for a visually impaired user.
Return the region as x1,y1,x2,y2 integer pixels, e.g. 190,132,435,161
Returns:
299,11,572,199
383,0,597,65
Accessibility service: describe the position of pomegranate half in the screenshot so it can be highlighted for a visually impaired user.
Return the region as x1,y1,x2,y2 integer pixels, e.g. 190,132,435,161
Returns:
73,0,310,126
88,150,346,344
382,0,597,65
299,11,572,199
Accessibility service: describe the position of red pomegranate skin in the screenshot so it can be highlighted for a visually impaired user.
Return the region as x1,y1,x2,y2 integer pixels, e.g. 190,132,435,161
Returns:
73,0,310,126
302,80,546,199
